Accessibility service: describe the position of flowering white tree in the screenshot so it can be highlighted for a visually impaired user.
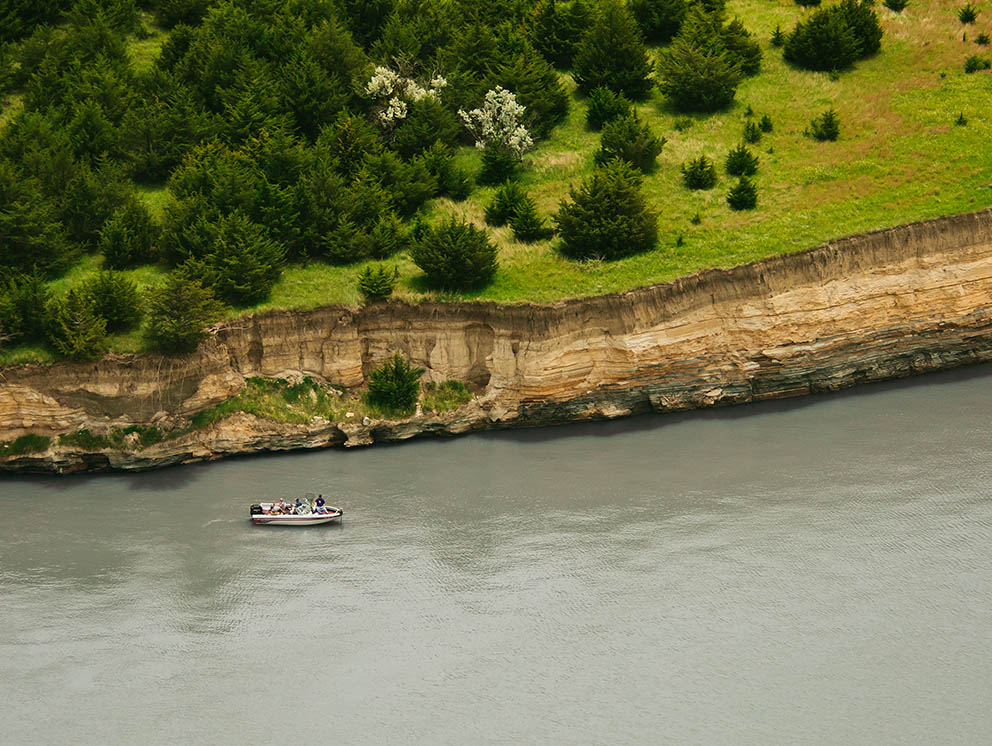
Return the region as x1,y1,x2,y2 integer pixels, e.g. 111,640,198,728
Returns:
458,87,533,158
365,66,447,127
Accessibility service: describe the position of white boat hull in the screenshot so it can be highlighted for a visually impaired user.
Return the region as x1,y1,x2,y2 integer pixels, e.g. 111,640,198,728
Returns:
250,502,342,526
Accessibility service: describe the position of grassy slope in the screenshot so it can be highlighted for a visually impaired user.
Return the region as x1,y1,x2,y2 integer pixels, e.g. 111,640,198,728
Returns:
3,0,992,365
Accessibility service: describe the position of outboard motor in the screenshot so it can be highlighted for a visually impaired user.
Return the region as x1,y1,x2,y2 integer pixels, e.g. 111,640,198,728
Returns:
249,504,264,516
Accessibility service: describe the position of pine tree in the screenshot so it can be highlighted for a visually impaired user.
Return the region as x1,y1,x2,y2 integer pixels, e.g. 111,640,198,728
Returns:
573,1,654,100
725,143,759,176
594,114,666,172
727,176,758,210
145,270,224,354
554,160,658,260
46,289,108,361
510,197,555,242
630,0,688,44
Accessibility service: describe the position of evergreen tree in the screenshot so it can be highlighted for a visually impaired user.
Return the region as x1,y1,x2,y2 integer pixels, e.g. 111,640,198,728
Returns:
725,143,758,176
46,289,108,361
357,263,400,301
630,0,688,44
585,86,633,130
83,271,143,333
784,6,861,71
145,270,224,354
681,155,718,189
573,1,654,100
531,0,593,68
726,175,758,210
200,212,286,306
1,271,51,343
0,162,72,276
657,37,742,112
410,218,499,291
100,200,158,269
485,182,529,226
510,197,555,242
364,353,424,416
554,160,658,261
594,114,666,172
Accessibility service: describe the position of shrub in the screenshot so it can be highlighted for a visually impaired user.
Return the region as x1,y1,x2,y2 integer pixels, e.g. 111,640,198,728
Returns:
2,271,50,343
796,0,822,6
485,182,529,226
784,0,882,72
459,87,534,167
771,25,785,47
83,271,143,334
510,198,555,242
838,0,884,56
46,289,108,361
673,116,693,131
1,434,51,456
100,201,158,269
357,263,399,301
59,429,111,450
422,380,473,413
808,108,841,140
883,0,908,10
594,114,666,172
725,144,759,176
573,0,654,100
977,33,991,45
956,112,968,125
585,87,634,130
554,160,658,261
958,3,979,23
630,0,688,44
681,156,718,190
422,143,473,201
144,270,224,354
657,35,743,112
742,120,762,144
364,353,424,416
410,218,499,291
200,213,286,306
964,54,991,72
784,9,860,71
727,176,758,210
531,0,593,68
479,144,521,185
759,114,774,132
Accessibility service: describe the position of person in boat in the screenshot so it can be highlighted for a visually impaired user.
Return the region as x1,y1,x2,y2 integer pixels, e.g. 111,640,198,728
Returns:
294,497,304,514
315,495,326,514
274,498,287,515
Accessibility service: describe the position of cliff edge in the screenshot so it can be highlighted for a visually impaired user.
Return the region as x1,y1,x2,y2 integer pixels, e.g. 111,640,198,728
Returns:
4,209,992,473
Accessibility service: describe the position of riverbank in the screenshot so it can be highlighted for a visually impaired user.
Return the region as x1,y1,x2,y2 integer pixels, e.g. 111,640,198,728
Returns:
3,208,992,474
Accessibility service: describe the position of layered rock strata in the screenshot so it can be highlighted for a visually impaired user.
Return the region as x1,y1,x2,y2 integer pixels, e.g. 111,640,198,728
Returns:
3,209,992,473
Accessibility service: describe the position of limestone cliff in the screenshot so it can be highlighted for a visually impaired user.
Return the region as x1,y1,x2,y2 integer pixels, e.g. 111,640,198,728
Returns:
3,209,992,473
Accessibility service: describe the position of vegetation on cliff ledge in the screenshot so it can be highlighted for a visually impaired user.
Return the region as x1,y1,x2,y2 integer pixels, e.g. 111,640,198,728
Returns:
2,0,992,365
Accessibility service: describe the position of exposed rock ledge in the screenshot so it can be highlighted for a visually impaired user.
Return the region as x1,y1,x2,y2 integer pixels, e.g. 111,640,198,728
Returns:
4,209,992,474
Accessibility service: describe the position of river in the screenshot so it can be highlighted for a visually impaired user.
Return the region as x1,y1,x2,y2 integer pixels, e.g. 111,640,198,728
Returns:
2,367,991,745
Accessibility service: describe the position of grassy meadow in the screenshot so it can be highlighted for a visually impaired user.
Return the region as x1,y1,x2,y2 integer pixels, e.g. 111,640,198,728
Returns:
3,0,992,366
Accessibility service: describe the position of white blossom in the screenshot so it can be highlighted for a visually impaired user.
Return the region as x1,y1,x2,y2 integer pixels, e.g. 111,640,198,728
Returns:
365,66,444,127
458,87,533,157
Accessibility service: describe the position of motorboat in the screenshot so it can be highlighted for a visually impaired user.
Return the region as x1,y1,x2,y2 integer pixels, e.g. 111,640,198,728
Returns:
250,493,343,525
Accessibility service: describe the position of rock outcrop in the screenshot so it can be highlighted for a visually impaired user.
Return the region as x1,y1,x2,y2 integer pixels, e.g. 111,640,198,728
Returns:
3,209,992,473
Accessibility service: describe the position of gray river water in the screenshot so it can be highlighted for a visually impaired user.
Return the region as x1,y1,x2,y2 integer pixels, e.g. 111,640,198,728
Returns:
3,367,992,745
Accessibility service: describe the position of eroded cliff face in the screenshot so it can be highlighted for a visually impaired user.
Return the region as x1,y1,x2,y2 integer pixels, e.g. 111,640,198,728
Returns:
3,209,992,473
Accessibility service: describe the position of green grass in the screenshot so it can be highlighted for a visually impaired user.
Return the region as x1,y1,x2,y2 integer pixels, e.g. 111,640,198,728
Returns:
59,429,112,449
422,380,473,413
0,434,51,456
3,0,992,366
190,376,348,429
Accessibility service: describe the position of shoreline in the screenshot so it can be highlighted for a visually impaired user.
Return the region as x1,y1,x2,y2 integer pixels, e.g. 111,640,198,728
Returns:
3,208,992,474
